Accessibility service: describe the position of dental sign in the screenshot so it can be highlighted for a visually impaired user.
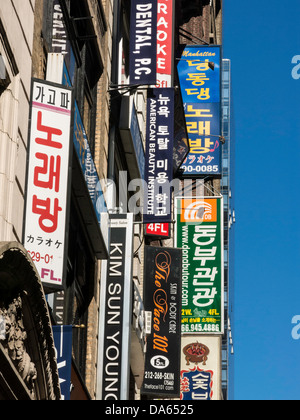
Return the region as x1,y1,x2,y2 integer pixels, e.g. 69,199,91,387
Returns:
24,79,72,291
130,0,158,85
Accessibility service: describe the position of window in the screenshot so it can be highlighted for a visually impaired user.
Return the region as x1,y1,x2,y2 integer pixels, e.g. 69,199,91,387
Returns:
64,202,95,379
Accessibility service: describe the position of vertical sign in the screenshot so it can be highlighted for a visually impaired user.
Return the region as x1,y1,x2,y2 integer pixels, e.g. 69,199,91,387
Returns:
24,79,72,291
97,214,134,400
144,88,174,224
142,247,182,397
177,45,222,176
147,0,175,238
53,325,73,401
180,335,222,400
176,197,224,334
52,0,76,84
156,0,174,87
129,0,158,85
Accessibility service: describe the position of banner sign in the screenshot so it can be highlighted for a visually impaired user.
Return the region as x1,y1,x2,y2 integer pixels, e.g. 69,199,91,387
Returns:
52,0,76,84
53,325,73,400
156,0,174,87
130,0,158,85
24,79,72,291
180,335,222,401
97,214,134,400
73,101,107,226
144,88,174,224
176,197,224,334
177,45,222,176
142,247,182,397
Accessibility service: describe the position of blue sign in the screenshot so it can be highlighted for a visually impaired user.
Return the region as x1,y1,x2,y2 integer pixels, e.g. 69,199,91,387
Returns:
53,326,72,400
62,63,107,230
180,368,213,401
130,102,145,178
177,45,222,176
144,88,174,224
73,102,107,224
129,0,157,85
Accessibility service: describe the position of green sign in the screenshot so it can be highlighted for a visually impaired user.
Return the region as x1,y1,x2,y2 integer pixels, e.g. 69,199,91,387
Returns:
176,197,224,334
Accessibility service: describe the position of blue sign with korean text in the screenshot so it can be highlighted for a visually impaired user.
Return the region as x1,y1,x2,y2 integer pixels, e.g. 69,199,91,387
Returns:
129,0,157,85
144,88,174,224
53,326,72,400
180,368,213,401
177,45,222,176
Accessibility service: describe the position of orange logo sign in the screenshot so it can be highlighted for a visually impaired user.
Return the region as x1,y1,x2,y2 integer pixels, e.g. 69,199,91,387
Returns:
180,199,217,223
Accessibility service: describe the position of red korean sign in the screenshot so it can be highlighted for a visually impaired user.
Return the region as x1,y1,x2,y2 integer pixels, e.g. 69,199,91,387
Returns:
24,79,72,291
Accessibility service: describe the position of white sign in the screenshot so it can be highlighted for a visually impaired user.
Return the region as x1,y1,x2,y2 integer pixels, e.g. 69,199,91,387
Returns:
24,79,72,291
180,335,222,401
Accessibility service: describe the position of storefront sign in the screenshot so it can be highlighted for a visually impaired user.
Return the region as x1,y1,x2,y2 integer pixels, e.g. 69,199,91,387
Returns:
97,214,134,400
53,325,72,400
130,0,158,85
24,79,72,291
180,336,222,401
177,45,222,176
176,197,224,334
144,88,174,224
142,247,182,397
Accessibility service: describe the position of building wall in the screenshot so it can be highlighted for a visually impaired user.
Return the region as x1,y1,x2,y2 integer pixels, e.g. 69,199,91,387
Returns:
0,0,36,242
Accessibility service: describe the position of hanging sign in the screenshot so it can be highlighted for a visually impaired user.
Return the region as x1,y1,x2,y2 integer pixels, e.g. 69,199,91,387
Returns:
177,45,222,176
176,197,224,334
144,88,174,225
180,335,222,401
129,0,158,85
142,247,182,397
53,325,73,401
97,214,134,400
24,79,72,291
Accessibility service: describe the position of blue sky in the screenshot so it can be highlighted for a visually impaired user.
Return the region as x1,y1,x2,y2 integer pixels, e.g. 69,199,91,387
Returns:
223,0,300,400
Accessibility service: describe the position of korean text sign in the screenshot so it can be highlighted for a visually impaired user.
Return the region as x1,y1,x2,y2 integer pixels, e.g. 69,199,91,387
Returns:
180,335,222,400
177,46,222,176
142,247,182,397
24,79,72,291
144,88,174,224
176,197,224,334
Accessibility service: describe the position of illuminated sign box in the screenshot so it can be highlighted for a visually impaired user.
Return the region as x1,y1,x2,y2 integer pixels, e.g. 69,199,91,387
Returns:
177,45,222,176
175,196,224,334
24,79,73,292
